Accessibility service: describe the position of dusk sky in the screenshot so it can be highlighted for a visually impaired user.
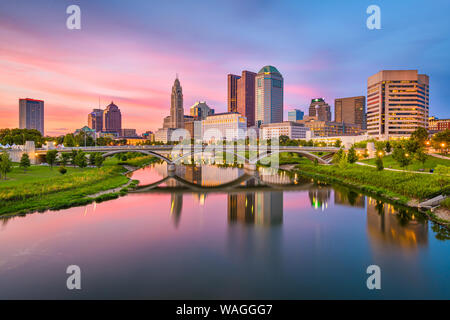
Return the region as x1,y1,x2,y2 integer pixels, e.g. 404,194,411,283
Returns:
1,0,449,136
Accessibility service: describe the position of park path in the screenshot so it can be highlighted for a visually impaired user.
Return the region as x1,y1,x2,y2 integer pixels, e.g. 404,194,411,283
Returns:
87,165,138,198
429,153,450,160
355,162,433,174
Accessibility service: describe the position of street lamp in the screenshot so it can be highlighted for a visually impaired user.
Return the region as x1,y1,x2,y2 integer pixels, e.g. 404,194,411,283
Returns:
425,140,430,146
378,151,384,157
405,153,409,158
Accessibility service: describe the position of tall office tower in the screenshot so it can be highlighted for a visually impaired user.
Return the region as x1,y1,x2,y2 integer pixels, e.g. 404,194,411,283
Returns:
334,96,366,129
227,74,240,113
308,98,331,121
170,76,184,129
103,102,122,134
288,109,304,121
255,65,284,126
88,108,104,132
236,70,256,127
19,98,44,135
367,70,429,138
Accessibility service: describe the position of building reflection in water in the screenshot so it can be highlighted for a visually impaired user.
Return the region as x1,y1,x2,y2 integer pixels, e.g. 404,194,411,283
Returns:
170,193,183,228
308,186,331,211
228,191,283,226
366,197,428,249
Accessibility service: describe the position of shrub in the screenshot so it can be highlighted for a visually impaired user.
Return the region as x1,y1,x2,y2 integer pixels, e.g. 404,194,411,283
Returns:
375,156,384,171
59,167,67,175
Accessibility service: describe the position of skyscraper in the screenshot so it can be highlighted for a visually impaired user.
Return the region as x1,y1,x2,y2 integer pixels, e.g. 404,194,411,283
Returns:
237,70,256,127
308,98,331,121
88,108,103,132
227,74,240,113
255,65,284,126
367,70,429,138
190,101,214,120
19,98,44,135
288,109,304,121
170,77,184,129
103,102,122,134
334,96,366,129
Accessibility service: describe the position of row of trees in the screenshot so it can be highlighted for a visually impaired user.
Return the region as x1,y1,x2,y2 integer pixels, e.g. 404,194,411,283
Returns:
44,150,104,170
0,129,44,147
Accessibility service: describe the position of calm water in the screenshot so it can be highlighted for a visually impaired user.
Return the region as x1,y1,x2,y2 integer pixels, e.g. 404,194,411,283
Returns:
0,163,449,299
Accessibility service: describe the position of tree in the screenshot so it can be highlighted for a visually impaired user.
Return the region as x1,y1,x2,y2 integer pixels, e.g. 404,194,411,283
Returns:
95,153,105,168
0,153,12,180
415,147,427,166
332,148,345,164
63,134,76,147
74,152,87,168
334,139,342,148
89,153,96,165
46,150,58,169
385,141,392,153
19,153,31,172
375,156,384,171
411,127,429,145
392,146,412,170
279,135,290,146
61,153,71,166
347,146,358,164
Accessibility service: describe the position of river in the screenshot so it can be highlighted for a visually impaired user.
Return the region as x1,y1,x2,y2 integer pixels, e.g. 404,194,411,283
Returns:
0,163,449,299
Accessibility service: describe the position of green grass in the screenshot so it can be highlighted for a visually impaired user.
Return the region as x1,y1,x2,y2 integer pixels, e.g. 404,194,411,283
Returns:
361,154,450,171
0,164,129,216
441,198,450,210
291,158,450,202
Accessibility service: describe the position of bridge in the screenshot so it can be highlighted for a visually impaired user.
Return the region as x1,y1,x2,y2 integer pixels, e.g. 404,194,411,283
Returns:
33,144,338,171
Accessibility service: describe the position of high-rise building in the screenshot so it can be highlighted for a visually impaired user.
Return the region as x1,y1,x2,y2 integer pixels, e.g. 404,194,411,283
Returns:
19,98,44,135
367,70,429,138
334,96,366,129
237,71,256,127
288,109,304,121
190,101,214,120
255,65,284,126
170,77,184,129
88,108,103,132
103,102,122,134
308,98,331,121
227,74,240,113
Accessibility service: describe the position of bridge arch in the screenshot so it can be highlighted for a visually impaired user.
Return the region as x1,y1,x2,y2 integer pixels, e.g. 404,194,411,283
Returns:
172,149,248,165
101,150,172,163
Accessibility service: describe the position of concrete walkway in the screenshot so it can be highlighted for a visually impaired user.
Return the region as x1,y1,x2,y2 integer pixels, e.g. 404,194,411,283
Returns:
429,153,450,160
355,162,433,175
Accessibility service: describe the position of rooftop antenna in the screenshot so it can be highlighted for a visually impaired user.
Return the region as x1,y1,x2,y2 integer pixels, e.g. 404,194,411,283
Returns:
176,73,179,79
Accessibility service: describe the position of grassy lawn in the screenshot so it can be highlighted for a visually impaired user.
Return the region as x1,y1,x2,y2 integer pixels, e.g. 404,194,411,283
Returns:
291,158,449,202
0,155,160,216
361,154,450,171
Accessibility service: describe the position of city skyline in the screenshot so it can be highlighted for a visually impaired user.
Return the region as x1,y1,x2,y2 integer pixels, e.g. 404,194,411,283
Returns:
1,0,450,135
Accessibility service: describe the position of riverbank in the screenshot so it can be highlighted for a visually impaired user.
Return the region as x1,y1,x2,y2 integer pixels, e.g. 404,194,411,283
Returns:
282,160,450,227
0,155,159,217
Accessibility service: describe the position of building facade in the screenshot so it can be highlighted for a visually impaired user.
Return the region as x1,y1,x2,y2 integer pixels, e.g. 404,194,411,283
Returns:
260,121,310,140
103,102,122,134
227,74,240,113
19,98,44,135
367,70,429,138
429,116,450,133
334,96,366,129
201,112,247,142
299,118,364,137
155,128,175,143
190,101,214,120
237,70,256,127
255,65,284,126
120,129,138,137
288,109,304,121
308,98,331,121
88,108,104,132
